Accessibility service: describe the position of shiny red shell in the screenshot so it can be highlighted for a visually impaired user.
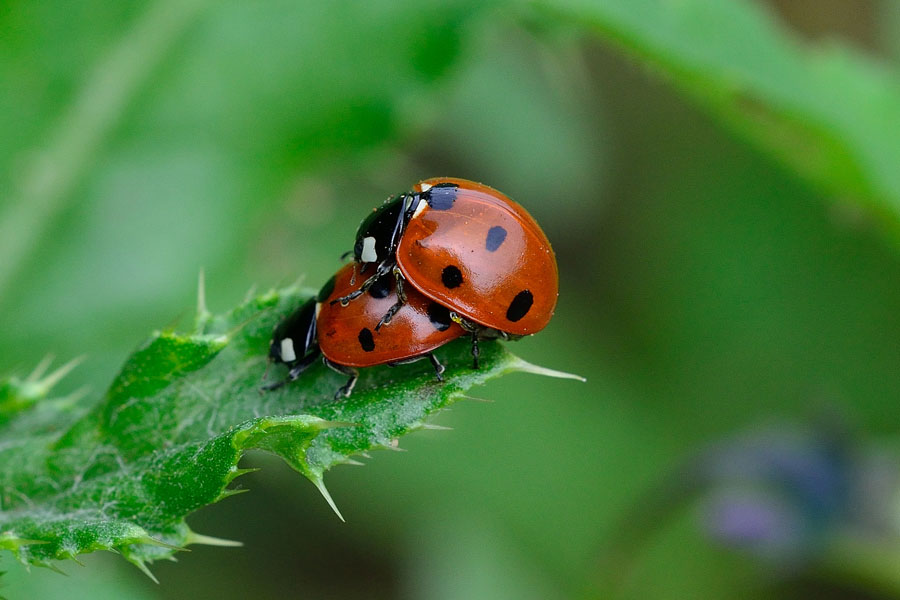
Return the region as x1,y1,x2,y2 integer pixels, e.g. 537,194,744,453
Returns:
396,177,558,336
317,263,465,367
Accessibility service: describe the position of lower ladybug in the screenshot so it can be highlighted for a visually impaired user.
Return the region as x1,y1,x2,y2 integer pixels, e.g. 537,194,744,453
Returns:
265,263,465,398
333,178,557,366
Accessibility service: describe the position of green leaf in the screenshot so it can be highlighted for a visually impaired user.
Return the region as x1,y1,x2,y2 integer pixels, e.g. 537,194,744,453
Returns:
531,0,900,234
0,284,578,580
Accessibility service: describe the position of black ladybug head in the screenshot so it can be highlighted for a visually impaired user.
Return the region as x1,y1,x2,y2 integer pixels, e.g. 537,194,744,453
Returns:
353,195,406,265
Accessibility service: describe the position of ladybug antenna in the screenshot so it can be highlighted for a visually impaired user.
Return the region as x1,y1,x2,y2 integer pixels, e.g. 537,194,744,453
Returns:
350,261,357,286
340,250,354,262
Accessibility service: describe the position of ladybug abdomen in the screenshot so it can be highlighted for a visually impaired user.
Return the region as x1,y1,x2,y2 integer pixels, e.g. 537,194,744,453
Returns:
317,263,465,367
397,185,558,335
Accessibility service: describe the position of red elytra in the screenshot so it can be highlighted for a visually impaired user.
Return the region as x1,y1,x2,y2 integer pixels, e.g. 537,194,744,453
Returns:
396,177,558,336
317,262,465,367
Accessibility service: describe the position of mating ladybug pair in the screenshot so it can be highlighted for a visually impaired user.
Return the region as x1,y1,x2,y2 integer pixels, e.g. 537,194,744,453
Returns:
265,177,558,398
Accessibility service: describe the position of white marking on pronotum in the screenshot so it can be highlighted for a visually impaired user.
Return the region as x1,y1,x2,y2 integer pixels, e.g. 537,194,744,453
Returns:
412,197,427,219
280,338,297,362
361,236,378,263
418,182,433,192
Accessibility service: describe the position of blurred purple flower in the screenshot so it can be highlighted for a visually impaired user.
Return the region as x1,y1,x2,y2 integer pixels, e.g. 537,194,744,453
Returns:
692,424,900,565
705,492,798,545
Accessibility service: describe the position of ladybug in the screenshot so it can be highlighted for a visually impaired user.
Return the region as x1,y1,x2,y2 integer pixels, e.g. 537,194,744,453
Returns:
266,263,465,398
335,177,558,365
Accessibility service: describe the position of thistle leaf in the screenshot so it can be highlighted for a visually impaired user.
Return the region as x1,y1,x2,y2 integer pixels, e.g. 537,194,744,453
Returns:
0,285,560,577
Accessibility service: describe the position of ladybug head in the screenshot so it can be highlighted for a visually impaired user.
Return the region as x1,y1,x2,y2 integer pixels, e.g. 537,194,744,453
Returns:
269,299,317,365
353,194,407,265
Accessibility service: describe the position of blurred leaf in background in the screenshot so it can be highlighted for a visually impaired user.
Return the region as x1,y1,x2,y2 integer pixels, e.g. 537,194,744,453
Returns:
4,0,900,599
534,0,900,234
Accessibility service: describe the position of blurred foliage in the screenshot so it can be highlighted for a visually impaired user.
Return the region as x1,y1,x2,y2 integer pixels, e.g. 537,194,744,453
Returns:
2,0,900,598
535,0,900,235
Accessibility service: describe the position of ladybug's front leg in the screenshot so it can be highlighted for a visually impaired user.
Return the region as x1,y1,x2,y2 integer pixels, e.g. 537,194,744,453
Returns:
374,267,408,331
260,346,321,392
331,260,394,307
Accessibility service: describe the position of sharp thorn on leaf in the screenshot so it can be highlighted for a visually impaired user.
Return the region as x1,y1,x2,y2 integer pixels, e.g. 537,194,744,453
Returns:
421,423,452,431
185,531,243,548
313,477,345,522
130,559,159,584
510,357,586,382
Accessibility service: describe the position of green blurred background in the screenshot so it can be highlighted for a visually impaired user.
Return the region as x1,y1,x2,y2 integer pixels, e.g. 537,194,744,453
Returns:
3,0,900,598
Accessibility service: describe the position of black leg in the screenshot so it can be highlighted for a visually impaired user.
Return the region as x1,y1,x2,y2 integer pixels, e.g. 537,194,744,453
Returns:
376,302,402,330
470,332,480,369
331,260,394,306
428,352,445,381
324,358,359,399
375,267,409,331
330,275,373,306
387,353,445,382
260,349,320,392
260,377,288,392
394,266,408,303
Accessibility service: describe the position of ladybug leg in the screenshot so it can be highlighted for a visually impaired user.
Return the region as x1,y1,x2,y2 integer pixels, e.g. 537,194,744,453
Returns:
394,266,408,303
324,357,358,399
374,267,408,331
449,311,482,370
387,353,445,382
260,348,320,392
375,304,401,331
331,260,395,306
427,352,445,381
330,281,368,306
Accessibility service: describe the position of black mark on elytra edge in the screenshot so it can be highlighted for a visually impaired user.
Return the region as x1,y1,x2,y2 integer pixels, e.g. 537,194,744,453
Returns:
506,290,533,322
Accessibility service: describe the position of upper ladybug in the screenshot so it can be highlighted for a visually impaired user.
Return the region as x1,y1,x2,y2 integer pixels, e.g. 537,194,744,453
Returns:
337,178,558,339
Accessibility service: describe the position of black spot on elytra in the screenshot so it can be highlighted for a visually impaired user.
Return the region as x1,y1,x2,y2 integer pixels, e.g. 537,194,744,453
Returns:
485,226,507,252
427,302,452,331
441,265,463,289
506,290,533,322
317,275,336,302
426,183,457,210
358,328,375,352
367,275,391,299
